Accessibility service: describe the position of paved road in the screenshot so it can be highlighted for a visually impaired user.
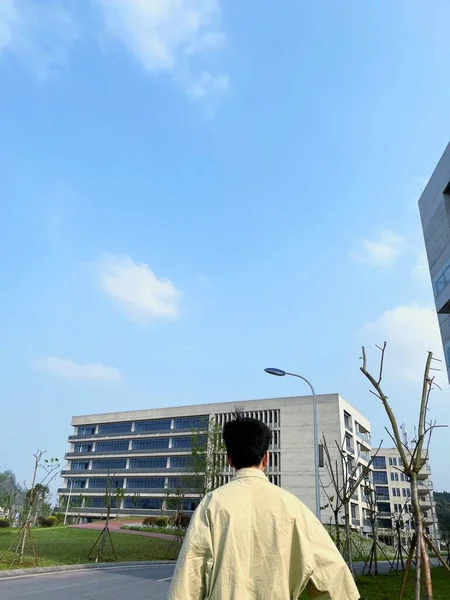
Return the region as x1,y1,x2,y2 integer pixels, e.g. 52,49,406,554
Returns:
0,564,176,600
0,559,442,599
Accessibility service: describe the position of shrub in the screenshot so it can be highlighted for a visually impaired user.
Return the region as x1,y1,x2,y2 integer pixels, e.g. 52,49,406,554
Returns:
142,516,158,526
155,516,168,527
173,514,191,529
0,519,10,528
51,513,65,524
38,516,56,528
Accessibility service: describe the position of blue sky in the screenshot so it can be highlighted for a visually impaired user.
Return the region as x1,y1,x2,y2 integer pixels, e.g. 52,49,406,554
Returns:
1,0,450,493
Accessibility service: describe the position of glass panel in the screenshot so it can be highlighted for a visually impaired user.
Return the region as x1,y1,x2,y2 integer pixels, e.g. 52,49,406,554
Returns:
129,457,167,469
173,416,208,430
123,497,162,510
74,444,93,453
126,477,165,489
134,419,172,432
91,459,127,470
88,477,124,489
373,456,386,469
71,461,89,471
97,423,132,435
96,440,129,452
131,438,169,450
77,426,96,436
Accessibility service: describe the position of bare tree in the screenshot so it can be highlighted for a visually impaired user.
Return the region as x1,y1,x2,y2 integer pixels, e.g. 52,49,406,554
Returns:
360,342,450,600
321,435,381,574
87,473,119,562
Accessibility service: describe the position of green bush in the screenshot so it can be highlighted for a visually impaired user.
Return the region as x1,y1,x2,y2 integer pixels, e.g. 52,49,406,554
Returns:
154,516,168,527
0,519,10,528
51,513,65,524
38,516,56,528
142,516,158,526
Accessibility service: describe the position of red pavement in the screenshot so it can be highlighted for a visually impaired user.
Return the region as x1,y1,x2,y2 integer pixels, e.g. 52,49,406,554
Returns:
71,521,177,540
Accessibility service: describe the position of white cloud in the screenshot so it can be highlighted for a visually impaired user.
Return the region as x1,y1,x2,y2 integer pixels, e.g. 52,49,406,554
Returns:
350,230,406,267
411,252,430,284
97,254,181,323
0,0,77,80
187,71,229,99
35,357,121,382
360,305,444,384
96,0,228,97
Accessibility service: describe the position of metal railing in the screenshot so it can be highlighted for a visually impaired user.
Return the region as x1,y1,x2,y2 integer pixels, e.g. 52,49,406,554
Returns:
356,430,371,445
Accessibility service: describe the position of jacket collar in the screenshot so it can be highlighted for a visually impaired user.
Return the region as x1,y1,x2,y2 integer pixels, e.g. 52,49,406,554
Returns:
233,467,268,480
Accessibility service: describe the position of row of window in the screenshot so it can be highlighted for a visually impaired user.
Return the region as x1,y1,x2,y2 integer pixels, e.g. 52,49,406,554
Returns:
68,476,204,490
68,496,200,511
73,436,207,453
392,488,409,498
215,410,280,428
391,472,409,482
76,417,209,437
373,456,405,470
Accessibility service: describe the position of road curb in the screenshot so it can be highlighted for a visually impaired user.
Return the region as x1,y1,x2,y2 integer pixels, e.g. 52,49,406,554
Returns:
0,560,175,579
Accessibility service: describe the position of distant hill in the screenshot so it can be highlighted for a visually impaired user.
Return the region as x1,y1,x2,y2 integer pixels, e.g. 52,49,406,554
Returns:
434,491,450,532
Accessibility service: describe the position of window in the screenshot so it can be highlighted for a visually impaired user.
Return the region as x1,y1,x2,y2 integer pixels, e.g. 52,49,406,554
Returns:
173,416,208,430
172,436,205,449
134,419,171,432
96,440,129,452
90,497,117,508
91,459,127,470
344,412,352,431
74,443,93,453
375,486,390,497
373,456,386,469
402,488,407,497
123,497,162,510
97,423,132,435
390,472,399,482
88,477,124,489
345,435,354,452
127,477,165,489
401,473,405,482
77,426,95,436
399,458,403,467
170,457,193,469
351,504,357,519
131,438,169,450
129,457,167,469
373,471,388,484
184,499,200,511
71,461,89,471
71,479,87,488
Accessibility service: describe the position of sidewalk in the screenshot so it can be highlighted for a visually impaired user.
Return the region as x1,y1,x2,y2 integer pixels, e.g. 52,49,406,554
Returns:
71,521,177,541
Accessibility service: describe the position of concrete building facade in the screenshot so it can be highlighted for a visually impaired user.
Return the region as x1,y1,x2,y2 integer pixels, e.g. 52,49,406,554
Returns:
372,447,439,548
59,394,372,530
419,142,450,381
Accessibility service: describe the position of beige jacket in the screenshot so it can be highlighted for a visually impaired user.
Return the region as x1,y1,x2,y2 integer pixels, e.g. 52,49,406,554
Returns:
168,468,360,600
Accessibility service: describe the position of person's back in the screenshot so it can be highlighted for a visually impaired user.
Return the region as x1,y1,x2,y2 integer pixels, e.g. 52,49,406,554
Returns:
168,413,360,600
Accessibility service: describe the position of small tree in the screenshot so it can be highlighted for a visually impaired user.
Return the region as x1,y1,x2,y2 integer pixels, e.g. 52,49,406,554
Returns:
190,419,225,497
0,451,59,566
360,343,450,600
321,435,381,573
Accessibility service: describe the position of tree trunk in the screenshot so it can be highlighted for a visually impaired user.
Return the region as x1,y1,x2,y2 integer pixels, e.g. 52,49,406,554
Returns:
334,510,341,552
421,534,433,600
344,504,353,573
410,475,424,600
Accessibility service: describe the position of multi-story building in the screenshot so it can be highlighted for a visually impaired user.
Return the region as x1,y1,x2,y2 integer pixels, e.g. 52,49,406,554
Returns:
371,447,439,547
418,142,450,382
59,394,372,529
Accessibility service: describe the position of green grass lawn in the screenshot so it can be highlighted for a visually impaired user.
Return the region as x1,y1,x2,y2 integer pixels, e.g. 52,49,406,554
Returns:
0,526,172,569
0,528,448,599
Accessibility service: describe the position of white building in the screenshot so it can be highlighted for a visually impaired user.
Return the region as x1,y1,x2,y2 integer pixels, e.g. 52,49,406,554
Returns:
59,394,372,529
372,447,439,547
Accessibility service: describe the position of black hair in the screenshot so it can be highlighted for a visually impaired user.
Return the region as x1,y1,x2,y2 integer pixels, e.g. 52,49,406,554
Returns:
223,408,272,470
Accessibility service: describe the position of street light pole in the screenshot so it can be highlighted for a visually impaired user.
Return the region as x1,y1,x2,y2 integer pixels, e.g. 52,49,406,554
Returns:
264,368,321,520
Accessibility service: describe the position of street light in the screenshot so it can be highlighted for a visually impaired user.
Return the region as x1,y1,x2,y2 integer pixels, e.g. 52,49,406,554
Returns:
264,367,321,520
